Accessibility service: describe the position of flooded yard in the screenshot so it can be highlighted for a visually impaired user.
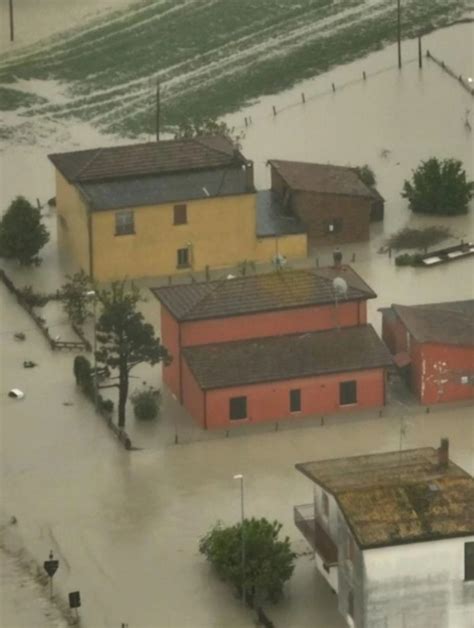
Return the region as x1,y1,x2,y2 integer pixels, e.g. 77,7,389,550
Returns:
1,13,473,628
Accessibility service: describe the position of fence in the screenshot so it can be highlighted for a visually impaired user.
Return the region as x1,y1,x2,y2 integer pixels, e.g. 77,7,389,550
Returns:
0,269,90,352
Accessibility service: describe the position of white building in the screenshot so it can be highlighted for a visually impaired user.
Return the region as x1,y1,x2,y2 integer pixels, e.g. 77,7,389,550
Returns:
294,439,474,627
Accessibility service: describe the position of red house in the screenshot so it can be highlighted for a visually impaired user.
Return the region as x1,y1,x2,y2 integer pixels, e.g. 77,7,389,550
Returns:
153,266,392,429
380,301,474,404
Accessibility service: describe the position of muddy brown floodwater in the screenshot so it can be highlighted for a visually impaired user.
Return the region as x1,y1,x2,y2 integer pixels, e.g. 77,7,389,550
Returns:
1,15,473,628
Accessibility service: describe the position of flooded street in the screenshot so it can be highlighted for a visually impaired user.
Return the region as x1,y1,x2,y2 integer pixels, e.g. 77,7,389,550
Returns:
1,10,474,628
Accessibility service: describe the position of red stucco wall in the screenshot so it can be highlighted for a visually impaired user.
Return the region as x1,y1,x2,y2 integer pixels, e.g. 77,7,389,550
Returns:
181,301,365,347
161,306,181,399
381,312,409,354
189,368,386,430
182,359,205,427
414,343,474,405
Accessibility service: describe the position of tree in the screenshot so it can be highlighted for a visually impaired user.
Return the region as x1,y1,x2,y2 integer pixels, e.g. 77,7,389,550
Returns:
354,164,376,188
386,225,453,253
95,281,171,428
402,158,473,215
0,196,49,265
61,270,93,326
174,117,243,148
199,518,296,606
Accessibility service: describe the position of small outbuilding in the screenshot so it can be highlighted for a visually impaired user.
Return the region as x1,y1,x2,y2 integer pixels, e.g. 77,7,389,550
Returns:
380,300,474,404
268,159,384,244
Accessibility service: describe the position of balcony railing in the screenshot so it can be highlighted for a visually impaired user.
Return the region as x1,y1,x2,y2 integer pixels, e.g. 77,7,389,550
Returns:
294,504,338,566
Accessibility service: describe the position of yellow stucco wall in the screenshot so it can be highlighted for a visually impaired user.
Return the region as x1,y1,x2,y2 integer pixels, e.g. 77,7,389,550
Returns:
255,233,308,263
53,168,308,280
55,171,90,273
91,194,258,281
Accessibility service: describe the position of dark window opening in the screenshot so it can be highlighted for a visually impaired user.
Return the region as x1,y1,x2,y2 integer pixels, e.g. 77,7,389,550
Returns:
322,492,329,518
115,210,134,236
290,389,301,413
340,380,357,405
59,214,68,230
174,204,187,225
229,396,247,421
177,247,190,268
325,218,343,234
465,542,474,581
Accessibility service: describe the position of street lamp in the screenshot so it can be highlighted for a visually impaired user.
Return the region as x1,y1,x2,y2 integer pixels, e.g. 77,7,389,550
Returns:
85,290,98,409
233,473,246,606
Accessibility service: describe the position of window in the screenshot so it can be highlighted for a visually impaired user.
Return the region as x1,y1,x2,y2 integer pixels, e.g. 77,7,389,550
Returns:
177,247,190,268
173,204,187,225
290,389,301,413
325,218,343,234
340,380,357,405
115,210,134,235
465,542,474,581
322,492,329,518
229,396,247,421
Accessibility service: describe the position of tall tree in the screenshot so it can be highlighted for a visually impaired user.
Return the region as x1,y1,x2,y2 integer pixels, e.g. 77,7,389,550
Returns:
0,196,49,265
354,164,376,188
95,281,171,428
402,158,473,215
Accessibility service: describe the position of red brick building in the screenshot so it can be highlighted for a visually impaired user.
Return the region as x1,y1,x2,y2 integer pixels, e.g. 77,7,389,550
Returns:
380,301,474,404
268,160,384,244
153,266,392,429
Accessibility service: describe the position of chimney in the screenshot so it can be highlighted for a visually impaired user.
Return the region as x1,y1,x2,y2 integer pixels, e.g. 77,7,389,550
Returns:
245,160,255,191
333,247,343,268
438,438,449,469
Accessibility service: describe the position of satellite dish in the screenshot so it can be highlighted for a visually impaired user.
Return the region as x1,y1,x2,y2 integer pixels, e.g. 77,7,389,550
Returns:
272,253,287,268
332,277,348,297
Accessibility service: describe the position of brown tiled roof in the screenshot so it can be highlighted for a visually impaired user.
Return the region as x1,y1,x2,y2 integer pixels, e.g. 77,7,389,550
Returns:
48,136,245,182
182,324,392,390
152,266,376,321
296,447,474,548
269,159,374,197
392,300,474,346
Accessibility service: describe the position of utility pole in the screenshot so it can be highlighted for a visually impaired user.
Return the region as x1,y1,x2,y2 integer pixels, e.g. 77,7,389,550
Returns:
397,0,402,69
418,33,423,69
9,0,14,42
156,81,160,141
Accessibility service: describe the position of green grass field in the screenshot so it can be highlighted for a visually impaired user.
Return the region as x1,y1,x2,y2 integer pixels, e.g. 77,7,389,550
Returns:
0,0,469,139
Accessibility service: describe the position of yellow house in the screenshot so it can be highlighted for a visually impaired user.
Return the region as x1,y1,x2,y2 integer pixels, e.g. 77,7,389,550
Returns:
49,136,307,281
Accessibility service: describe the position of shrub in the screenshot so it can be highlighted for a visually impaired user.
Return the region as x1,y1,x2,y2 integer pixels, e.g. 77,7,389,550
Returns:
387,226,453,253
354,164,376,187
73,355,114,413
131,387,160,420
18,285,50,307
199,518,296,606
395,253,423,267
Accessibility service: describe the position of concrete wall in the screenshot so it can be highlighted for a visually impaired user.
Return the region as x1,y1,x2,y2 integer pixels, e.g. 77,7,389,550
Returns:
55,171,90,272
363,536,474,628
255,233,308,261
197,367,385,429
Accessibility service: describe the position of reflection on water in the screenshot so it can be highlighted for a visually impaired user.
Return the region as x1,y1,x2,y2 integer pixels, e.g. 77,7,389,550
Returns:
0,18,473,628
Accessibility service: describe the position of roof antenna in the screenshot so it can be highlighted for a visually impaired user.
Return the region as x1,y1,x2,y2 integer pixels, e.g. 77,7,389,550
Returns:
156,80,160,142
